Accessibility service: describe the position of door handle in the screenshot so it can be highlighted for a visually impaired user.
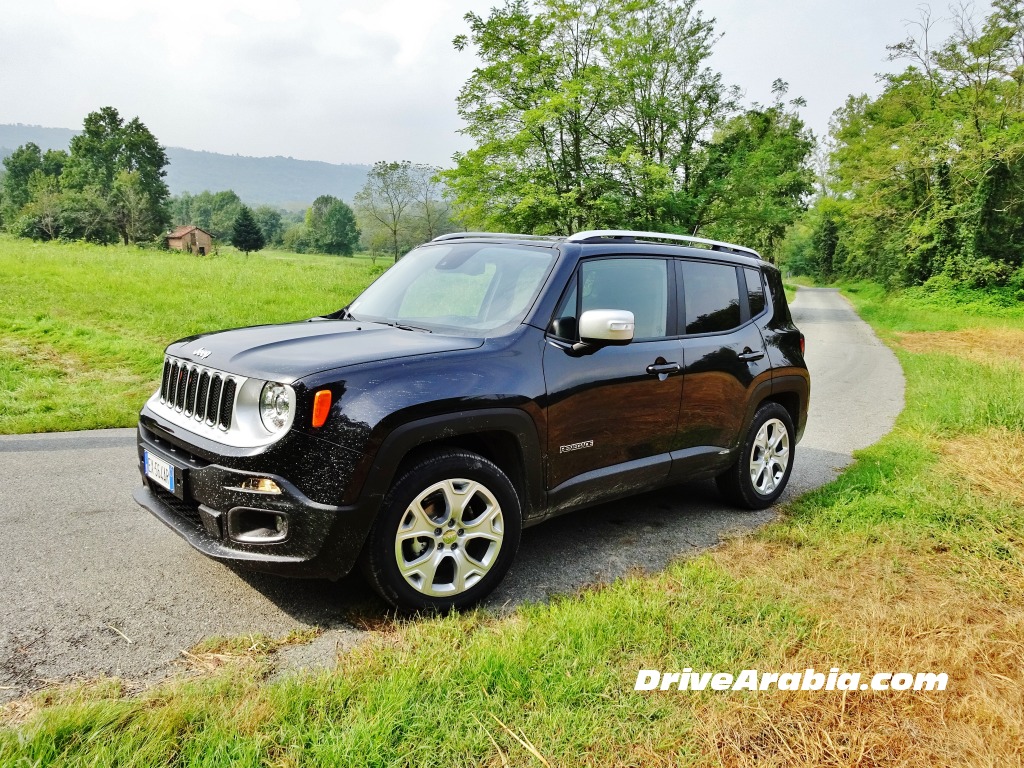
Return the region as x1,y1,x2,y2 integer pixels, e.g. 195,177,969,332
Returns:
737,349,765,362
646,362,682,375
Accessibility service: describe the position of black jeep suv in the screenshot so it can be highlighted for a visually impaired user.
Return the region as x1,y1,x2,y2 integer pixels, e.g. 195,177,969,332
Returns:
134,230,808,610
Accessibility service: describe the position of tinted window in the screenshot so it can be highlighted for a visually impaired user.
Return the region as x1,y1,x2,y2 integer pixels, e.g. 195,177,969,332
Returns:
745,268,766,317
681,261,741,334
581,258,668,339
550,258,668,340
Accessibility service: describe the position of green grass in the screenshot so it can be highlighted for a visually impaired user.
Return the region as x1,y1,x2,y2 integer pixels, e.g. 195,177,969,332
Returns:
0,236,390,434
839,278,1024,332
2,278,1023,764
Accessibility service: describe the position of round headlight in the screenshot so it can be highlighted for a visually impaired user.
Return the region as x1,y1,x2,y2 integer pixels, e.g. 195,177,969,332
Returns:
260,382,293,433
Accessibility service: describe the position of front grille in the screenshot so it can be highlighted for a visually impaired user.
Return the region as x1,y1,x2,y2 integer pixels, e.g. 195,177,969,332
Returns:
158,358,238,431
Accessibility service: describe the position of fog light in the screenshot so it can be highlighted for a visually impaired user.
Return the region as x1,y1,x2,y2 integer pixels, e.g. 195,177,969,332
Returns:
235,477,282,494
228,507,289,543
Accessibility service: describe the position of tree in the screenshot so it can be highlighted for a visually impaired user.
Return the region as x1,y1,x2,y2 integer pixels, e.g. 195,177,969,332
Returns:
410,165,454,241
698,84,814,257
806,2,1024,286
111,170,159,245
61,107,170,243
354,161,416,258
1,143,44,221
444,0,743,235
321,201,360,256
304,195,360,255
60,187,115,243
253,205,285,247
231,205,266,255
179,190,243,239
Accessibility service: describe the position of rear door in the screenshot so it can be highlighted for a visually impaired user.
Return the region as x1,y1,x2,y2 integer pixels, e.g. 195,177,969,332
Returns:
542,256,683,506
673,260,773,476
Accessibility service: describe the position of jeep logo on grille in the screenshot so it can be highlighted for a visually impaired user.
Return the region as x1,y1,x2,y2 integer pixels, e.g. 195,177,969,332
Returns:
191,347,212,359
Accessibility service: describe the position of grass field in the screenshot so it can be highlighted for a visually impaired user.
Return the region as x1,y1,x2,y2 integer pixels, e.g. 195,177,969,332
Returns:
0,236,390,434
1,250,1022,765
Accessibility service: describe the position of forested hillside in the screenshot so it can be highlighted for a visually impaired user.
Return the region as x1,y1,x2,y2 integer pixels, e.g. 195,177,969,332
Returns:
0,124,369,207
784,1,1024,294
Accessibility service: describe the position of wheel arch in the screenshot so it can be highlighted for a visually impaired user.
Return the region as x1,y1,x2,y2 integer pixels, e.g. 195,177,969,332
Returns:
767,374,809,441
355,409,544,520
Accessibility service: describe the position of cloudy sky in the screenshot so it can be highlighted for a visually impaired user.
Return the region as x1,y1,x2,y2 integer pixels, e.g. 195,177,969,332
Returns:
2,1,982,166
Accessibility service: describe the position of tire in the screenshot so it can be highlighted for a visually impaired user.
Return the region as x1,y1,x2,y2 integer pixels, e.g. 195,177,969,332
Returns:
360,449,522,612
716,402,795,510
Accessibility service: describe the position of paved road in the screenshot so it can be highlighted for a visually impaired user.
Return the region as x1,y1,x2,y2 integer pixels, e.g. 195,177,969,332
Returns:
0,288,904,699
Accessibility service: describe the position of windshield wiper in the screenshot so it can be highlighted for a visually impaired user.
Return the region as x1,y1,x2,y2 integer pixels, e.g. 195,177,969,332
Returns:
377,320,433,333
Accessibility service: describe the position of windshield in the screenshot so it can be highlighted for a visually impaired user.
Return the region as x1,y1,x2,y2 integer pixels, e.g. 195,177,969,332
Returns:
347,243,555,333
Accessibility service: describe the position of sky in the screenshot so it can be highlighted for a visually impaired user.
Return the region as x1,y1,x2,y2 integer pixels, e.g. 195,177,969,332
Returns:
1,0,985,167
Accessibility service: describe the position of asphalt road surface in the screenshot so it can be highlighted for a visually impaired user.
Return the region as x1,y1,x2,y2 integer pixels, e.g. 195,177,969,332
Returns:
0,288,904,699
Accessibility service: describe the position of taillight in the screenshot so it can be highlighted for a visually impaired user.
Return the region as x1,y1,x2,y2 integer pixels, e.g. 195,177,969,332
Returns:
799,333,805,355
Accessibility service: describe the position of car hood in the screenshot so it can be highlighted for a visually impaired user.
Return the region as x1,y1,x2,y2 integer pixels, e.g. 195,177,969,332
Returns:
166,319,484,382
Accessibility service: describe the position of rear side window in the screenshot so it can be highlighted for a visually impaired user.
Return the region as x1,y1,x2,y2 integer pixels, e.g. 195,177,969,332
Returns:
745,268,766,317
681,261,741,334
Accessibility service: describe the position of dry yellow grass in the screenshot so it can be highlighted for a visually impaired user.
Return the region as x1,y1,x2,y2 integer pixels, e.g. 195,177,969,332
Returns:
695,536,1024,767
895,328,1024,369
936,427,1024,508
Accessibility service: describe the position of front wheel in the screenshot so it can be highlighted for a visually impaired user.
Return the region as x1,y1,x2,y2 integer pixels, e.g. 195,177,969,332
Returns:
360,449,522,612
716,402,795,510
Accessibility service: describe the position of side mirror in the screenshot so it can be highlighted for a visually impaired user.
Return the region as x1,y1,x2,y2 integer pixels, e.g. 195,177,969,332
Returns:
578,309,635,346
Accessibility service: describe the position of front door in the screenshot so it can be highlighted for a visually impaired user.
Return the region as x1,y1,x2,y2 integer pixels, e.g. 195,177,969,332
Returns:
542,257,683,508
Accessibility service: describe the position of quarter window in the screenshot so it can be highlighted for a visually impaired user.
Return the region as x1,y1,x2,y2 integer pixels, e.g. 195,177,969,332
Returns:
681,261,741,334
745,268,766,317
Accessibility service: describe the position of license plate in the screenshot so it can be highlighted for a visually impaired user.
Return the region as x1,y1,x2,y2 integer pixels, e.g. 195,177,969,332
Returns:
144,450,176,493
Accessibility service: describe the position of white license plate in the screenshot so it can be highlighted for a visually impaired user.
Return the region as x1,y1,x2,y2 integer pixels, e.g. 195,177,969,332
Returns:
144,450,176,493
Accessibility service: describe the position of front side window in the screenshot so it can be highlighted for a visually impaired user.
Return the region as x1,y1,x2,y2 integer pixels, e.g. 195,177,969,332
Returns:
681,261,741,334
551,258,669,340
348,243,554,333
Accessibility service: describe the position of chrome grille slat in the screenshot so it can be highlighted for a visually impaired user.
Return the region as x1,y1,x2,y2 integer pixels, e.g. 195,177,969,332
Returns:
195,372,210,421
168,361,180,405
184,368,199,416
207,375,223,426
219,378,237,429
174,366,187,410
160,360,171,402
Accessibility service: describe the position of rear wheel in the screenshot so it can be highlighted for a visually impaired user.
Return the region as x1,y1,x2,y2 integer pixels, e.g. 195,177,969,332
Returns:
361,449,522,612
716,402,795,509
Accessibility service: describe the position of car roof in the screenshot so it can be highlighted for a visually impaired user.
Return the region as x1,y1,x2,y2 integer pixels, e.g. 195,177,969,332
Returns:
430,229,766,268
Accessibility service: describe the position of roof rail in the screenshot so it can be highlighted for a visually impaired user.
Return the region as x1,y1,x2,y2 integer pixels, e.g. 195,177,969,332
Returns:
432,232,563,242
566,229,761,259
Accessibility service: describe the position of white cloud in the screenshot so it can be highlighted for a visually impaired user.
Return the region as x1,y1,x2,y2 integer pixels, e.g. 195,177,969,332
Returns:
1,0,993,165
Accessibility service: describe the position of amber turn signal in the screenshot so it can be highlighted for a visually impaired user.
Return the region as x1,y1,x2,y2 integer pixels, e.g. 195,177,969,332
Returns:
312,389,332,428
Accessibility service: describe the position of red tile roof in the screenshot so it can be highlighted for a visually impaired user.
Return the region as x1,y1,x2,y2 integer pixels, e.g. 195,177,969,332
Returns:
167,225,212,238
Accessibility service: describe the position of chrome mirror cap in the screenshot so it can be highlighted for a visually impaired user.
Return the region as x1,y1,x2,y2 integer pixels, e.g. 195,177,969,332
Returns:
578,309,635,344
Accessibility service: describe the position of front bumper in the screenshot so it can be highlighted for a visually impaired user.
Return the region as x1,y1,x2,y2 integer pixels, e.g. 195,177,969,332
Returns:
134,419,377,579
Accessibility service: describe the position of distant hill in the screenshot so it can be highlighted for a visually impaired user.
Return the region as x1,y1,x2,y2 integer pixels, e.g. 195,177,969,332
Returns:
0,124,370,208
